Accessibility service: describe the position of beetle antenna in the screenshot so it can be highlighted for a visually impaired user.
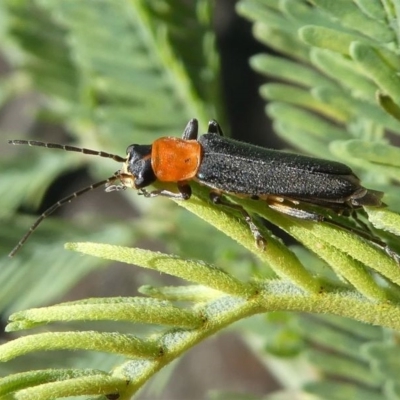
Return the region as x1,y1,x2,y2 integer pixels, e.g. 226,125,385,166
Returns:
8,140,126,163
9,175,118,257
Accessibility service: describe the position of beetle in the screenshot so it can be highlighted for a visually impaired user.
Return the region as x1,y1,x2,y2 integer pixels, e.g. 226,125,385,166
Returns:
7,118,393,259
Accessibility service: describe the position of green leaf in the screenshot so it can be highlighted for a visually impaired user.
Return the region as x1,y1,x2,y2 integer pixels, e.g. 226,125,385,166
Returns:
314,86,400,133
363,343,400,381
310,48,378,100
7,297,203,331
305,381,383,400
366,208,400,236
350,42,400,107
307,349,382,387
0,369,124,397
0,331,161,361
331,140,400,168
65,243,255,296
353,0,387,21
330,140,400,180
252,23,310,62
261,83,349,121
312,0,394,42
266,102,347,139
377,92,400,122
0,370,127,400
250,53,336,89
299,25,369,55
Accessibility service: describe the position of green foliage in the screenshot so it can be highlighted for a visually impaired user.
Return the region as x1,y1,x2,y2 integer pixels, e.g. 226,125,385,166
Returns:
1,0,400,399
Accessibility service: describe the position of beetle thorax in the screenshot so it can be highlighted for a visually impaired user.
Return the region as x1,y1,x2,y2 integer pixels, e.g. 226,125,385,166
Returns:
151,137,202,182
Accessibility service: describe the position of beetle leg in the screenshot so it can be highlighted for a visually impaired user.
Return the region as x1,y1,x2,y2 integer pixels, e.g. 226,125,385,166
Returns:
268,199,400,264
322,218,399,264
385,247,400,263
267,200,324,222
209,192,266,249
207,120,224,136
138,182,192,200
182,119,199,140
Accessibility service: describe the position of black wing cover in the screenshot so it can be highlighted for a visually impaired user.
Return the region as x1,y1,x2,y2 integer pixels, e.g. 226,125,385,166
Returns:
197,134,361,201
